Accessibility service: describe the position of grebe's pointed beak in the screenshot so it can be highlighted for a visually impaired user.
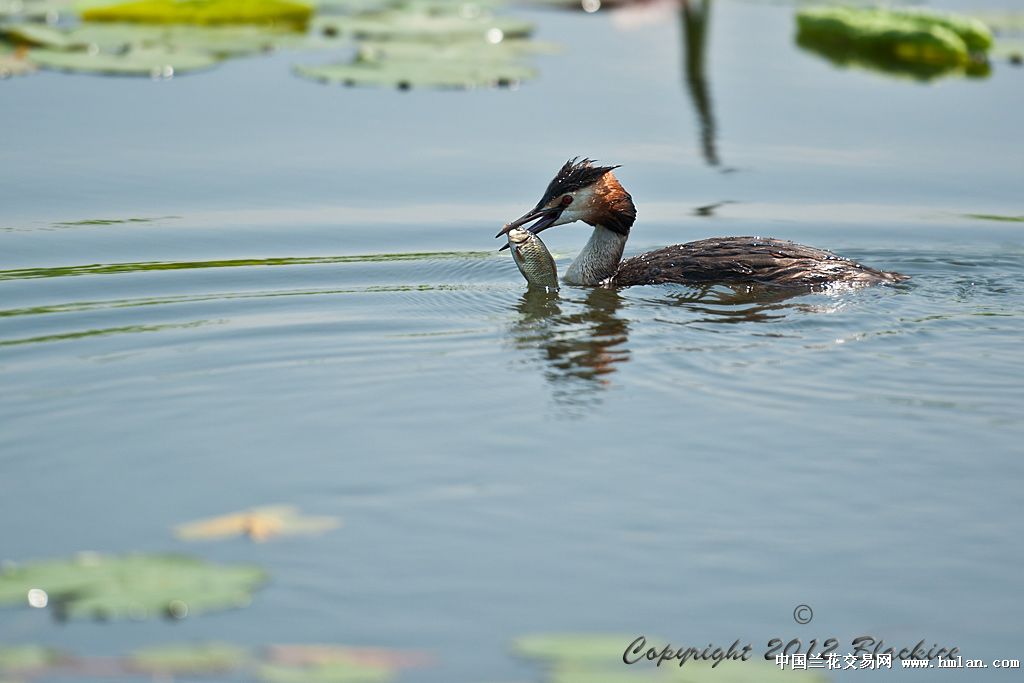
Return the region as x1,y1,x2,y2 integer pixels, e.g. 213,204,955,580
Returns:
495,205,563,239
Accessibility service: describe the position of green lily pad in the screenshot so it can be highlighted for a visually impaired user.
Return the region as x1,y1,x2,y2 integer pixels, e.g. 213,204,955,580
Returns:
547,669,658,683
29,44,219,75
82,0,314,26
295,55,534,88
259,661,394,683
0,23,76,48
130,642,250,674
265,645,433,669
0,645,60,673
794,31,988,82
0,0,76,21
312,7,531,41
796,6,993,68
0,552,267,620
310,0,397,14
514,634,640,665
515,634,828,683
552,660,827,683
4,21,302,57
358,36,557,60
295,36,542,88
71,22,300,55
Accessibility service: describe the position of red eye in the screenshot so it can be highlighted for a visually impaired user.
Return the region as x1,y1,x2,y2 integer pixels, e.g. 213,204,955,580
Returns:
561,195,573,206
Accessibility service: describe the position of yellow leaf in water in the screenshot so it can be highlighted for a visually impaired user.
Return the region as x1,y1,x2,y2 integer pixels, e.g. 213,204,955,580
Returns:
174,505,340,542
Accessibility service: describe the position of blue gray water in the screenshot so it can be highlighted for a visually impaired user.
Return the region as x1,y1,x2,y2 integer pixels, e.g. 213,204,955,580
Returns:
1,1,1022,681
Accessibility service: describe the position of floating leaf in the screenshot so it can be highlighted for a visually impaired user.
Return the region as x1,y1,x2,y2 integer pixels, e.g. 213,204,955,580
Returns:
514,634,638,666
794,33,985,82
266,645,433,670
796,6,992,74
0,0,76,21
175,505,341,542
0,23,76,48
552,660,827,683
130,643,250,674
515,634,828,683
296,57,532,87
0,553,267,620
310,0,397,15
82,0,314,27
29,44,219,76
62,22,302,55
0,47,38,78
260,661,394,683
295,37,544,88
312,8,531,41
0,645,60,674
358,37,557,60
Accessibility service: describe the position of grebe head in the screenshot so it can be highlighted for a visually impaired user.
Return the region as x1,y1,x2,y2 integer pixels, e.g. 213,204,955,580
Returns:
496,158,637,240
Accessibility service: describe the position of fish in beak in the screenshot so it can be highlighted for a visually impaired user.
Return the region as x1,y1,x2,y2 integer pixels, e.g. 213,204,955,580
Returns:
495,205,564,251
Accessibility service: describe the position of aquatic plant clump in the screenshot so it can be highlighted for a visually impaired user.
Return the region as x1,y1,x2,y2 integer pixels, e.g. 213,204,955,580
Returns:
796,6,993,67
0,552,267,620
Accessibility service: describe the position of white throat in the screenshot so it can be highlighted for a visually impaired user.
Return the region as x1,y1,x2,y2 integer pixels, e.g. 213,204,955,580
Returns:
564,225,628,286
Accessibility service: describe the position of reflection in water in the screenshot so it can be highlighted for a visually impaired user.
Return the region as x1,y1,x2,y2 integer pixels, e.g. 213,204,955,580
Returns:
679,0,720,167
507,288,631,407
647,283,844,325
0,320,217,347
505,282,839,406
0,251,491,281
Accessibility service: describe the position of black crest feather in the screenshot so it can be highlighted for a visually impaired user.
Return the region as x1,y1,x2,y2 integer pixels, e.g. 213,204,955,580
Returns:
538,157,619,207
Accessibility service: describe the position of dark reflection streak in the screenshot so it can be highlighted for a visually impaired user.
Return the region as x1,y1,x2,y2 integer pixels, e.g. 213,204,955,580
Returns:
680,0,720,167
636,283,837,324
506,288,631,407
0,320,216,347
0,285,473,319
0,251,493,281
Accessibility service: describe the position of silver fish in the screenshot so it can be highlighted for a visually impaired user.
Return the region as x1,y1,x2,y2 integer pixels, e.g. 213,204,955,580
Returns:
505,226,559,290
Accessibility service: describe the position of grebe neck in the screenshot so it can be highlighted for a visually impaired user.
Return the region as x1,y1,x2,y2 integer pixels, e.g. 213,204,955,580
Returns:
564,224,628,286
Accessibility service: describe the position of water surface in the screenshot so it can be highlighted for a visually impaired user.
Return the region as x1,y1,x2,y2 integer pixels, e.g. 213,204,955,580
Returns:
1,1,1022,681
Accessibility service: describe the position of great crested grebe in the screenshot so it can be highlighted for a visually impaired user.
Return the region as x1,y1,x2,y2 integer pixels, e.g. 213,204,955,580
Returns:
496,158,908,288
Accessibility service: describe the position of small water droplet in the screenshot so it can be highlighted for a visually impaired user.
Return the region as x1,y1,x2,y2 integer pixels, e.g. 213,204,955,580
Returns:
167,599,189,619
581,0,601,13
27,588,48,608
486,28,504,44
